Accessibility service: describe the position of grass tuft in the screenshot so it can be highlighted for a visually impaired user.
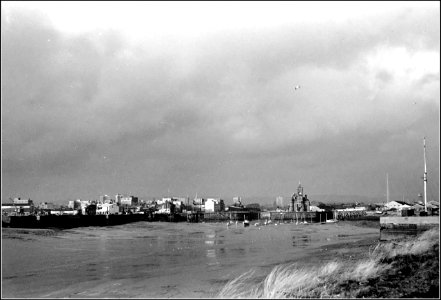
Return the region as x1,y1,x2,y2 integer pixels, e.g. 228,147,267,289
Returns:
218,227,439,298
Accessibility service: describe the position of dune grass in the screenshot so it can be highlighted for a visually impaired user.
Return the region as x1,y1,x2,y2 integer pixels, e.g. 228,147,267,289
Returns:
218,227,439,298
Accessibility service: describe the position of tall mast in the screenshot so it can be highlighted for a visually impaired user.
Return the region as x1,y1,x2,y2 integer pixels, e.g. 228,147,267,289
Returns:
386,173,389,203
423,137,427,212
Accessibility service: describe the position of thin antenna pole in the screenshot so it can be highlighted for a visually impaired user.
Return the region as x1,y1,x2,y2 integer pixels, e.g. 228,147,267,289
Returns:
423,137,427,212
386,173,389,203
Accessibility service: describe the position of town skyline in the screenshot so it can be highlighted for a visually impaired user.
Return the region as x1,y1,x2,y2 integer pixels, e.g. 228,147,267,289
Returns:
2,2,440,205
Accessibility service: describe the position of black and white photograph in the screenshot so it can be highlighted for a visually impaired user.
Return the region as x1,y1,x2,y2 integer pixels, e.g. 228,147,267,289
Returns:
1,1,439,298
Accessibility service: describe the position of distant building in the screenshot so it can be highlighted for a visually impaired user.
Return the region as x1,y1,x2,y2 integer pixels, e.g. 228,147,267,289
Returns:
276,196,284,208
155,198,175,214
75,200,92,214
99,195,111,203
245,203,261,211
115,194,123,204
154,197,184,213
120,196,139,206
13,198,33,205
38,202,55,210
49,209,77,215
309,205,324,212
1,198,34,215
171,197,186,213
335,207,367,212
291,182,310,212
384,201,411,211
96,203,119,215
193,198,205,211
2,202,32,215
228,197,244,211
233,197,242,205
67,200,84,209
205,198,221,213
157,198,171,205
412,201,439,215
172,197,186,202
219,199,225,212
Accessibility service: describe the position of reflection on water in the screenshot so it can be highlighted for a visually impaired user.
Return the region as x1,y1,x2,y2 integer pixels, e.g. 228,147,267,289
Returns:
292,235,312,247
206,249,220,267
205,231,216,246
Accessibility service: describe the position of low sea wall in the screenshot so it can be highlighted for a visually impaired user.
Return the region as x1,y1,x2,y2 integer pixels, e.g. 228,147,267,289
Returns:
379,216,439,240
260,211,335,223
188,211,260,222
199,211,335,223
335,210,367,220
380,216,439,226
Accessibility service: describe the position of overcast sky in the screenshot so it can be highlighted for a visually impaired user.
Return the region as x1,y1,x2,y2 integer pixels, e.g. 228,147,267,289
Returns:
2,1,439,205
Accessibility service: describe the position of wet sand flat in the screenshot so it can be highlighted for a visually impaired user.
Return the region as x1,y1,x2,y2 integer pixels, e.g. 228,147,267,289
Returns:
2,221,379,298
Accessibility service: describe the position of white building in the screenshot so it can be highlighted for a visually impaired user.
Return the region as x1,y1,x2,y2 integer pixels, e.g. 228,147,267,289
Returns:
156,206,170,214
309,205,324,212
158,198,172,205
120,196,138,206
50,210,77,215
154,197,185,214
13,198,32,205
40,202,51,209
154,198,170,214
335,207,367,212
96,203,119,215
384,201,411,211
205,198,221,213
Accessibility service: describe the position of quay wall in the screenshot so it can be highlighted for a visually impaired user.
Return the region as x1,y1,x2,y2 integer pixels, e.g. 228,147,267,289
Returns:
379,216,439,241
380,216,439,226
335,210,367,220
262,211,335,223
3,209,380,228
197,211,335,223
188,211,260,222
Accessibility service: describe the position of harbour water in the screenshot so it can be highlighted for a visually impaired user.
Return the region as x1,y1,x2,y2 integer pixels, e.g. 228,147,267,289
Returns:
2,221,379,298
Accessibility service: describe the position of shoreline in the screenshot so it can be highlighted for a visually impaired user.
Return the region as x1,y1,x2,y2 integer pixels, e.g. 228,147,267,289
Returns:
3,221,437,298
218,227,439,298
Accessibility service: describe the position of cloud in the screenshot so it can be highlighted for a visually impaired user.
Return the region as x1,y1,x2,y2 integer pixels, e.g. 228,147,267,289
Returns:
1,4,439,202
